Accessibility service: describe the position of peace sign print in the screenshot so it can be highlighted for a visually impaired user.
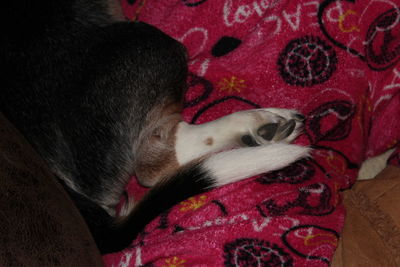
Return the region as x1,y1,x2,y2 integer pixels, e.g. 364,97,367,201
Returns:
224,238,293,267
277,36,337,87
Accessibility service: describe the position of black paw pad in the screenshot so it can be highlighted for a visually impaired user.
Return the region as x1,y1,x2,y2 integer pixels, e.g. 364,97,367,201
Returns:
257,123,279,141
241,135,259,147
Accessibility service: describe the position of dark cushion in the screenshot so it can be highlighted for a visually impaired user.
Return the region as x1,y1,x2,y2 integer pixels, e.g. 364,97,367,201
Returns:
0,112,104,266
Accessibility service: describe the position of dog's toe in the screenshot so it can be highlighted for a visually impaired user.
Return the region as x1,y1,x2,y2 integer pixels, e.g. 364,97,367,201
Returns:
274,119,296,141
240,109,304,147
255,119,297,143
294,113,306,122
257,123,279,141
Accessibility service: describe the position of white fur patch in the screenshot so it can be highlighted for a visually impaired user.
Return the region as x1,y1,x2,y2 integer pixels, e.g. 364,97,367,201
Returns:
175,108,303,165
175,121,238,165
203,144,311,186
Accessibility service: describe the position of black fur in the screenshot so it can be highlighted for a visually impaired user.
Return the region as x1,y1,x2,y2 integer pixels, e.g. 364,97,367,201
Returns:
59,163,215,254
102,163,213,253
1,0,202,254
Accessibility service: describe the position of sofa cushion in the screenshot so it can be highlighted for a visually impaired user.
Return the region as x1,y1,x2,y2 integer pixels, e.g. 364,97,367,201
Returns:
332,165,400,267
0,113,104,266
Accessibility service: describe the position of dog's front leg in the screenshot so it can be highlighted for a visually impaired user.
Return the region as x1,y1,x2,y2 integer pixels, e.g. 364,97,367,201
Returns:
175,108,305,165
135,107,305,187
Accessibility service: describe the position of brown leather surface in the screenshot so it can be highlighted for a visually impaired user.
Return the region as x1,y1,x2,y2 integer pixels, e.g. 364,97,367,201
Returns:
332,165,400,267
0,113,104,267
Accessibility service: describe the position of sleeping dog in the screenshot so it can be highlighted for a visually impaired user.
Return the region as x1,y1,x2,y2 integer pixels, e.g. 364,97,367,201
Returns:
1,0,309,254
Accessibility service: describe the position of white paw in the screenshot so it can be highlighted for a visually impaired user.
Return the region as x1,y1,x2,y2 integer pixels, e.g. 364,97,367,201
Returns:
205,143,311,186
230,108,304,147
175,108,305,165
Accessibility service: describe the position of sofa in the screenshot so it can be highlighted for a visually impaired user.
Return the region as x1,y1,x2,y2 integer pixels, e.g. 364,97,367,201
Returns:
0,112,104,266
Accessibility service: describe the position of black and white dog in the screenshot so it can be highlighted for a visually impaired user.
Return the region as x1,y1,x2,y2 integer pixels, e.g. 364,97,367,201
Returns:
1,0,309,254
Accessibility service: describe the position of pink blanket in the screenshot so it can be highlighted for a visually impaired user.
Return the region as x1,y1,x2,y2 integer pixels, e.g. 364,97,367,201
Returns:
104,0,400,266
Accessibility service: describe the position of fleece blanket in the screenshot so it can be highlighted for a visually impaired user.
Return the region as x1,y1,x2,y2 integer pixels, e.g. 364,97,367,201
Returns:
104,0,400,266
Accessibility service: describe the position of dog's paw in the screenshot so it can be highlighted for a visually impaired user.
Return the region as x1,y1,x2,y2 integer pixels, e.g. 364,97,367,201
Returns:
175,108,305,165
239,108,304,147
